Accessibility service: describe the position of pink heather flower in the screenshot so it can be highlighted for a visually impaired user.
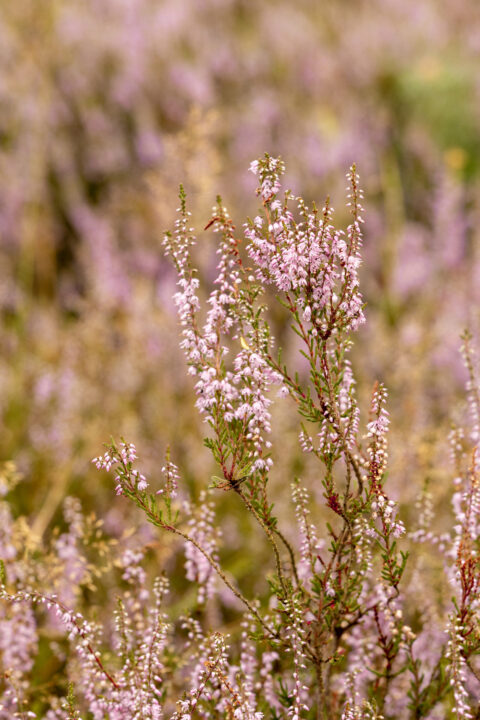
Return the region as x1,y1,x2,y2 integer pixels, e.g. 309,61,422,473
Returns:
249,154,285,201
277,385,289,398
92,452,114,471
249,160,259,175
131,469,148,491
232,349,282,470
119,441,137,463
299,429,314,453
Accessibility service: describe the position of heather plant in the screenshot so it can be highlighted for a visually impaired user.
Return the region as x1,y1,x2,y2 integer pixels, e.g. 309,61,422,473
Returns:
3,158,480,718
2,0,480,715
90,158,480,717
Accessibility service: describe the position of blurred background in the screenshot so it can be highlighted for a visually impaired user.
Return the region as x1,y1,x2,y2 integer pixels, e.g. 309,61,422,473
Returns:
1,0,480,609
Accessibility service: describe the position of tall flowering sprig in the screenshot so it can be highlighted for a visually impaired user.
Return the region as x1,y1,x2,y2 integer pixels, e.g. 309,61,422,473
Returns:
105,572,171,720
165,191,282,503
244,157,366,516
284,594,310,720
360,384,407,607
163,187,203,374
158,447,180,527
446,617,474,720
238,613,258,709
446,452,480,697
365,383,390,495
436,335,480,711
165,190,299,626
170,632,228,720
405,337,480,718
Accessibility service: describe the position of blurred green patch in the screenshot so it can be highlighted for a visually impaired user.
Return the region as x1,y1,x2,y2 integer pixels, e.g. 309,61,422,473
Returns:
399,55,480,178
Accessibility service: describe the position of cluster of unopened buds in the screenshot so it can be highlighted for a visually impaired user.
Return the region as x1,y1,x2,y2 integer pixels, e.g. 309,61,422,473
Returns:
92,451,115,473
158,458,180,499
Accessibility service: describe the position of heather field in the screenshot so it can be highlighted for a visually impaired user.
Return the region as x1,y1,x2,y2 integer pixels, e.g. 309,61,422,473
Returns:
2,1,480,718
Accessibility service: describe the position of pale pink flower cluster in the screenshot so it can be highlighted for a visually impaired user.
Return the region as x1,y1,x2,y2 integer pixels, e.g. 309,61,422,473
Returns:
351,516,373,603
231,349,282,472
119,442,138,464
249,157,284,201
165,193,282,475
245,159,365,335
370,494,406,539
163,204,203,371
92,451,115,472
451,481,480,550
342,168,365,333
300,352,360,460
298,429,314,453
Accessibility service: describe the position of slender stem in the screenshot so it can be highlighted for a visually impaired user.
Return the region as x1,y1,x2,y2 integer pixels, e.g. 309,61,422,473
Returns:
135,493,277,639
